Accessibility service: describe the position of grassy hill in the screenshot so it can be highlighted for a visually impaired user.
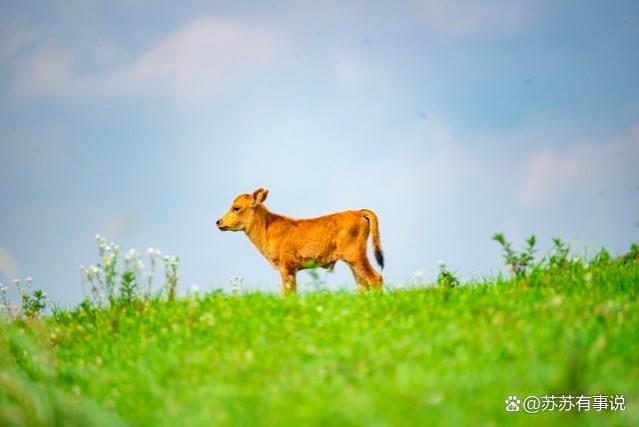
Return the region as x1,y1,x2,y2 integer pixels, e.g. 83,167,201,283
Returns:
1,243,638,426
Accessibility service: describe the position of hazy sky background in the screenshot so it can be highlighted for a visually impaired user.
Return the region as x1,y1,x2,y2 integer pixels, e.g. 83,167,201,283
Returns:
1,0,638,302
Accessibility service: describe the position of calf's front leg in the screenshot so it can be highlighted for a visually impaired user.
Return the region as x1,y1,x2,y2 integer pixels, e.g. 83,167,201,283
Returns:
279,267,297,296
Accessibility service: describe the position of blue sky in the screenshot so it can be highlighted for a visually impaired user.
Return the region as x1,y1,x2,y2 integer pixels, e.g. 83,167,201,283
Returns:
1,0,638,301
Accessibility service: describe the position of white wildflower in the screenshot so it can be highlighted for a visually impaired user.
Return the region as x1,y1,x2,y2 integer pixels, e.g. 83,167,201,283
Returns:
26,277,33,285
190,284,201,294
103,254,113,266
437,260,446,269
230,276,243,294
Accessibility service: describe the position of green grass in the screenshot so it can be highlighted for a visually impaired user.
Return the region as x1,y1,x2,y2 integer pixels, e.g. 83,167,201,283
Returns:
1,261,638,426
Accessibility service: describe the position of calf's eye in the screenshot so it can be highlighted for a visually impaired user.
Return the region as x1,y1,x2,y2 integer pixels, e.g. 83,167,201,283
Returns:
232,207,241,212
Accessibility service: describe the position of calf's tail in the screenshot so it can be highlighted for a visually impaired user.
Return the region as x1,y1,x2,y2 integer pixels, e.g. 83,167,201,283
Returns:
361,209,384,269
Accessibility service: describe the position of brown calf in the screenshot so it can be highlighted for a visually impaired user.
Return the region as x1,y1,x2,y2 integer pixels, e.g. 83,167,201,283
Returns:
216,188,384,295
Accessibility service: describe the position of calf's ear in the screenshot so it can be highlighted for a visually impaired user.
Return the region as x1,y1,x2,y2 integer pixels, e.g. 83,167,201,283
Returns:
251,188,269,206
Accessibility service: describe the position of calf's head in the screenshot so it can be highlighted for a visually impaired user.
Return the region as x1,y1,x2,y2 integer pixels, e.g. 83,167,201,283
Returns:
216,188,269,232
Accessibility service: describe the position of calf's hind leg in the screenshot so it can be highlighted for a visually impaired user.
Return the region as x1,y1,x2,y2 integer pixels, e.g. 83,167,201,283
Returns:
348,264,369,293
347,258,383,291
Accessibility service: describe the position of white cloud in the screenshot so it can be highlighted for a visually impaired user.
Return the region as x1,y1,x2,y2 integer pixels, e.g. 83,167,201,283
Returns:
421,0,535,37
0,246,19,280
12,16,281,100
114,16,279,98
519,124,639,206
